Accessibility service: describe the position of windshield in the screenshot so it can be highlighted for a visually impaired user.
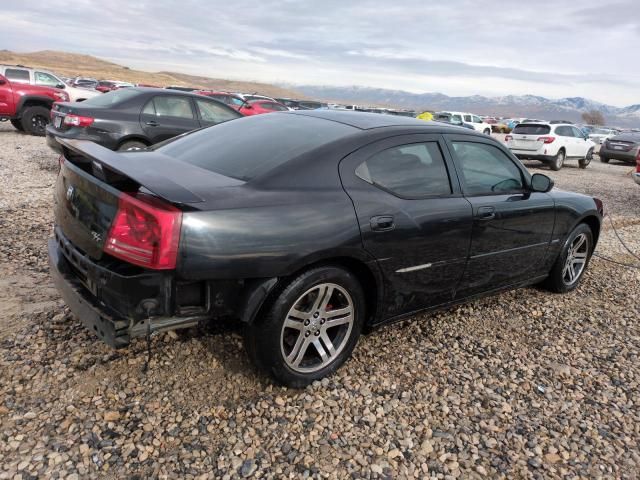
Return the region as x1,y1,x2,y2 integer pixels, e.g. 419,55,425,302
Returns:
80,88,141,106
156,114,357,181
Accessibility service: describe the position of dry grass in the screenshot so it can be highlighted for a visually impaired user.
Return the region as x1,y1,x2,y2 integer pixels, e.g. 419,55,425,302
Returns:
0,49,303,98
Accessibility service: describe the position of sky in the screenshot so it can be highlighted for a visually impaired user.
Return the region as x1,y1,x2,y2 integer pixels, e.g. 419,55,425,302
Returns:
2,0,639,106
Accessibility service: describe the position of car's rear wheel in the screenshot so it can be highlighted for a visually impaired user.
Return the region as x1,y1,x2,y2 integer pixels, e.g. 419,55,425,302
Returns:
21,106,50,136
579,148,594,169
244,266,364,387
10,119,24,132
549,149,565,171
600,155,610,163
118,140,148,151
543,223,593,293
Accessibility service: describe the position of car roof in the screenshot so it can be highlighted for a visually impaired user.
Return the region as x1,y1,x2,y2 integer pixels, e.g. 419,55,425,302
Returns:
288,109,452,130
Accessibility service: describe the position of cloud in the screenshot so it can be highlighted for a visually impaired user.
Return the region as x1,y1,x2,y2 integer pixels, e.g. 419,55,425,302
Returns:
1,0,639,106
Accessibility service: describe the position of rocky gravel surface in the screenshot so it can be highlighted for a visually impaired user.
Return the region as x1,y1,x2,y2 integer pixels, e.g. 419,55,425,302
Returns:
1,123,639,479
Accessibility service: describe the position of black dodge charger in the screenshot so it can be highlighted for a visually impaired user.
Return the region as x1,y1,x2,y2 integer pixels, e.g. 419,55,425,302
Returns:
46,88,242,152
48,111,603,387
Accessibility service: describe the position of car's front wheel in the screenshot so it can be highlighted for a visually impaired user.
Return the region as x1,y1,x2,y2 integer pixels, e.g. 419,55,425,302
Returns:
543,223,593,293
21,106,50,136
549,149,565,171
245,266,365,387
579,148,594,169
483,128,491,135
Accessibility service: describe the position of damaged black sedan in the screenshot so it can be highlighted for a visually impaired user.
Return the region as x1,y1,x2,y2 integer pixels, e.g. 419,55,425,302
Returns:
48,111,603,387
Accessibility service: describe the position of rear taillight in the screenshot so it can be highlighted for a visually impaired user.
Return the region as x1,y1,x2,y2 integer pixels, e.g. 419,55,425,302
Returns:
636,149,640,173
537,136,555,144
63,114,94,127
594,197,604,216
505,135,513,142
104,193,182,270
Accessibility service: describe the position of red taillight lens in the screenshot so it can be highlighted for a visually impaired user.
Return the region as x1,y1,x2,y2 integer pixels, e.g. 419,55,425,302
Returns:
594,197,604,216
63,114,94,127
636,149,640,173
104,193,182,270
537,136,555,144
505,135,513,142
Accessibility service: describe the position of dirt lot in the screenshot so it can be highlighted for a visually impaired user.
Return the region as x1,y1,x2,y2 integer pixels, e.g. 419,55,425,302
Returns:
1,123,639,479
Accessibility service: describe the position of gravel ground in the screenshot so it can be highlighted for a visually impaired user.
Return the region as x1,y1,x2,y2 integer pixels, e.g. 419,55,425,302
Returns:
1,123,639,479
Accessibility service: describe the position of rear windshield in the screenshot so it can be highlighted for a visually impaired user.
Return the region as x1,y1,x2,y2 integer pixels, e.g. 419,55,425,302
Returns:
512,124,550,135
156,114,357,181
81,88,141,107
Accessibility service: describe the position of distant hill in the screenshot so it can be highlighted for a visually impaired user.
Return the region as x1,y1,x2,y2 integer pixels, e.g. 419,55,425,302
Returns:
294,85,640,127
0,50,302,98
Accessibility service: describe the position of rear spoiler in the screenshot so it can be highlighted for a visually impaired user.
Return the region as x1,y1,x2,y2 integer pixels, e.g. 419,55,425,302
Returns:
58,139,238,204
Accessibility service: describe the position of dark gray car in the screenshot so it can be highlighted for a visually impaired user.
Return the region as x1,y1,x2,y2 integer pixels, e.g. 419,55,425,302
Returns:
599,133,640,164
46,88,242,152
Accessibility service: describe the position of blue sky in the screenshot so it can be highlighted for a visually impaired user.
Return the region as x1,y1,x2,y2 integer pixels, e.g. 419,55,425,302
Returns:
2,0,639,106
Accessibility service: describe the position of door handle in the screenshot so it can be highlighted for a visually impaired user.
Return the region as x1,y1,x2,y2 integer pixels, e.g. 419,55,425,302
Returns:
476,206,496,221
145,120,159,127
370,215,395,232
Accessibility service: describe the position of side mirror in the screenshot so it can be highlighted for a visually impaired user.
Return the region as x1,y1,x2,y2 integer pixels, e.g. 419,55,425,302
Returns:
531,173,554,193
56,83,66,90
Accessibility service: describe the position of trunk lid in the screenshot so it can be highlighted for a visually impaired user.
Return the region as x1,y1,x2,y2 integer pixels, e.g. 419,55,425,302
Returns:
54,139,243,261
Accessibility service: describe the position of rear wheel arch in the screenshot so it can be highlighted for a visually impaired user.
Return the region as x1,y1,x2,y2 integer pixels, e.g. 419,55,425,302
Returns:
17,96,53,115
580,215,601,247
249,255,382,327
117,136,150,150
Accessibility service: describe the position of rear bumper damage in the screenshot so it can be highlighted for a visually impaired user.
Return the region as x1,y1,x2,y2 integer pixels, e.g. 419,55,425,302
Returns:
48,235,207,348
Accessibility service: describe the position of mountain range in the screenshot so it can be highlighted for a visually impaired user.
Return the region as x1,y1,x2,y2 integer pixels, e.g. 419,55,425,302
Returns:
293,85,640,127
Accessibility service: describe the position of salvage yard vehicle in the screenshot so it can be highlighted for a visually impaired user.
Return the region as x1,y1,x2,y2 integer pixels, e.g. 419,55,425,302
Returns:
0,64,101,102
505,122,595,170
46,87,242,152
0,73,69,135
238,99,290,115
599,133,640,165
439,111,493,135
48,110,603,387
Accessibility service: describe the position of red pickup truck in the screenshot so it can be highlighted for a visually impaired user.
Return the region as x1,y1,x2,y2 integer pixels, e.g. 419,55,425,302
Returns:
0,74,69,135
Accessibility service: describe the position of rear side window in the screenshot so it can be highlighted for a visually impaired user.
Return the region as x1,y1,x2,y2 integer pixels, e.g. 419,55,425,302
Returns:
452,141,524,195
554,126,573,137
355,142,452,197
5,68,30,82
150,96,194,119
156,114,356,181
512,124,551,135
195,98,239,123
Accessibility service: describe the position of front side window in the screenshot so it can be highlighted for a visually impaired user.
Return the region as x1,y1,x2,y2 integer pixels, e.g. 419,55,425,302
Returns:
472,115,482,123
151,96,194,119
4,68,30,82
195,99,239,123
451,141,524,195
571,127,586,138
35,72,60,86
355,142,452,197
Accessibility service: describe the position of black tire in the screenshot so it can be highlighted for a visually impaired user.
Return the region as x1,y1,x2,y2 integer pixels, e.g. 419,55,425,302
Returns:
117,140,148,151
549,149,565,171
10,119,24,132
20,106,50,136
600,155,610,163
579,148,594,169
244,266,365,388
483,128,491,135
542,223,593,293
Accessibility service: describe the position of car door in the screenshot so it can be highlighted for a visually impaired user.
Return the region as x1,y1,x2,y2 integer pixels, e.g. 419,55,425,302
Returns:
444,135,555,297
194,98,240,128
571,126,589,156
339,134,473,318
554,126,576,157
139,95,200,144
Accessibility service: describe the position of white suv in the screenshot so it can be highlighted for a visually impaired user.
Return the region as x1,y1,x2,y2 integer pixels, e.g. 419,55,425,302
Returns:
440,111,492,135
506,123,595,170
0,65,100,102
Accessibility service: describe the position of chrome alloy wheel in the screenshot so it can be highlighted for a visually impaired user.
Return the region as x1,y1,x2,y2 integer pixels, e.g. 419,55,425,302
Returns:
280,283,354,373
562,233,589,285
